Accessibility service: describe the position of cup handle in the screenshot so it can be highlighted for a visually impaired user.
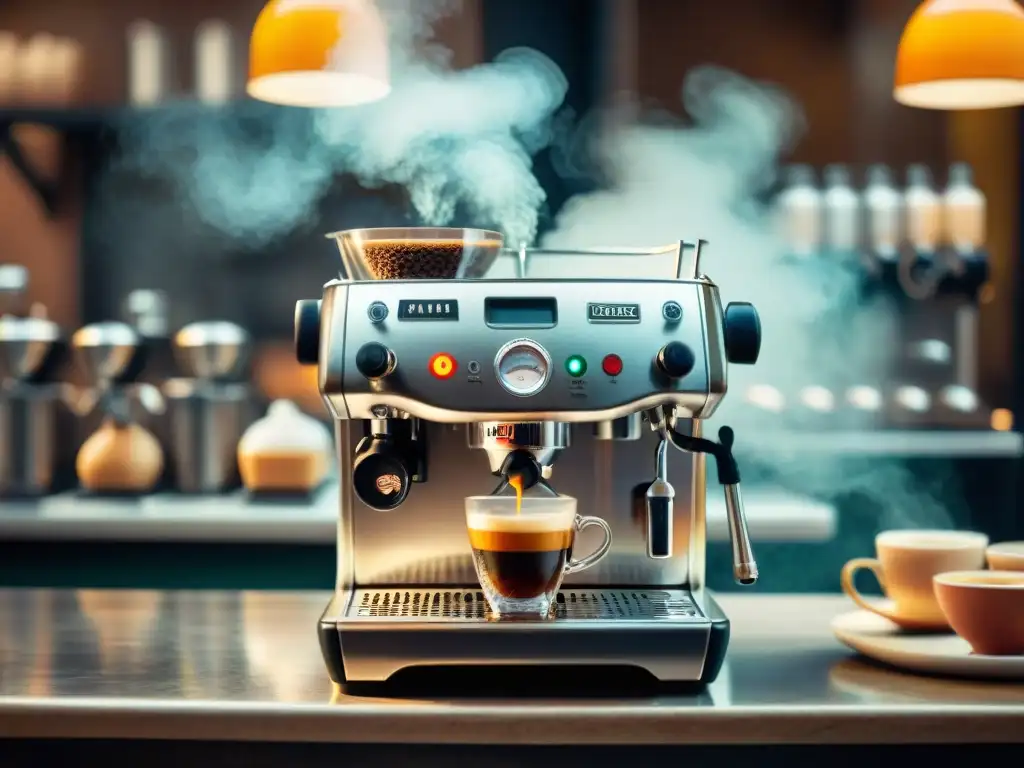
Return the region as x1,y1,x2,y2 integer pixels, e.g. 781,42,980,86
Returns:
564,515,613,575
840,557,899,621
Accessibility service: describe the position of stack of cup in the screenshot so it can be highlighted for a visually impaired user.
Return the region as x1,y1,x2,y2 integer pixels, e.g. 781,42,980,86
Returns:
842,531,1024,656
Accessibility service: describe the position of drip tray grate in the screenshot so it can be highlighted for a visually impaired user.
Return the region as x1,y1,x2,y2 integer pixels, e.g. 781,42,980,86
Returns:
347,588,702,621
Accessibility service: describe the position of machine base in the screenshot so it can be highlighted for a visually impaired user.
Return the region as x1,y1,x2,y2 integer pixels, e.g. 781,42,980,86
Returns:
318,588,730,688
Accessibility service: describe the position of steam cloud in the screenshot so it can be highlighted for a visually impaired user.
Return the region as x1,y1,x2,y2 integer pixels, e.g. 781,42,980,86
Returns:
102,0,960,531
109,0,567,247
544,66,958,531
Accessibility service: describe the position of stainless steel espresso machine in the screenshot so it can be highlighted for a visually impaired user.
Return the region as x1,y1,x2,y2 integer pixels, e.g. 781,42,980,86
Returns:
296,228,762,686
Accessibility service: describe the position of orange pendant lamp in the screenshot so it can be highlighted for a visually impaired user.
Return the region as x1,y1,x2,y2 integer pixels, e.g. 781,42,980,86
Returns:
894,0,1024,109
248,0,390,108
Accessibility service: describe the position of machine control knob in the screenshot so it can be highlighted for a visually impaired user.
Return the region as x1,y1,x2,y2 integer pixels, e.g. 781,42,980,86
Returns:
367,301,389,323
355,342,396,379
656,341,695,379
723,302,761,365
662,301,683,323
294,300,321,365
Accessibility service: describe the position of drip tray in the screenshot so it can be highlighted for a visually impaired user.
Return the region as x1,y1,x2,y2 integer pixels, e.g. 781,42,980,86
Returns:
347,588,703,622
334,588,716,682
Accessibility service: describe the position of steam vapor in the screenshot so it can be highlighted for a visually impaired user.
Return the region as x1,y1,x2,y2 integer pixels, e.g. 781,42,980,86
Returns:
102,0,960,532
109,0,568,247
543,66,958,531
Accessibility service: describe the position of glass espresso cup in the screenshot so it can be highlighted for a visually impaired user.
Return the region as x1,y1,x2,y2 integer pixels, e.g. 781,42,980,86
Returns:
465,495,612,617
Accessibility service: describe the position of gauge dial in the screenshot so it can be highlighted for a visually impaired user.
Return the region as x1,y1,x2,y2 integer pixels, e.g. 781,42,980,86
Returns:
494,339,552,397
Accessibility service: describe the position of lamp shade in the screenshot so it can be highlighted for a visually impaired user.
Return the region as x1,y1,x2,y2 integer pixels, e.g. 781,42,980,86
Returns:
248,0,390,108
894,0,1024,109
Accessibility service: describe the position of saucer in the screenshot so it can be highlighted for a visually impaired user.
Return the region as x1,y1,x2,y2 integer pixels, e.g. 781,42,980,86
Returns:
832,609,1024,680
856,599,952,632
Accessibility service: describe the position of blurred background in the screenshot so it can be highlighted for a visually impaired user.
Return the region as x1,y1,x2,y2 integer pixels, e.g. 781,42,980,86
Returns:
0,0,1020,592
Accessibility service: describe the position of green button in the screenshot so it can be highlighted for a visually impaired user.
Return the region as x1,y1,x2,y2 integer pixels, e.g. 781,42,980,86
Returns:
565,355,587,376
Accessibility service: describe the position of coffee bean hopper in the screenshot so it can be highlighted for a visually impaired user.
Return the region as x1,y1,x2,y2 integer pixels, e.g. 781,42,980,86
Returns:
295,227,762,687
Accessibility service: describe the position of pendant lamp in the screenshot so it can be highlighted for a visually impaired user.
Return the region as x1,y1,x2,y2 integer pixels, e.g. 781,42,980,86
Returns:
894,0,1024,109
247,0,390,108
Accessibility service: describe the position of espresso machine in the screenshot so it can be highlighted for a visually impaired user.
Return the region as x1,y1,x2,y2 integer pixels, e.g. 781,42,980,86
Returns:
296,228,762,686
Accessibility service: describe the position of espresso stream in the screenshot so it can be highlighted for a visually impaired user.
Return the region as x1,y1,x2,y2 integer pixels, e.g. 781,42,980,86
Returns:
509,473,524,515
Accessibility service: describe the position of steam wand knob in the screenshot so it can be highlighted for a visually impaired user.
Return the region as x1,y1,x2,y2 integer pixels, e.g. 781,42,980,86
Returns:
664,424,758,585
723,302,762,365
656,341,696,379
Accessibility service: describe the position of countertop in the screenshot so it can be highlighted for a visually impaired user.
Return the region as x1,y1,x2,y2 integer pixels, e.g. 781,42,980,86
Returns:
0,590,1022,745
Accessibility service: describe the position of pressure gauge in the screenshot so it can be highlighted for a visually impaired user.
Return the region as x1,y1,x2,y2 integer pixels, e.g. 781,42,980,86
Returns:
494,338,552,397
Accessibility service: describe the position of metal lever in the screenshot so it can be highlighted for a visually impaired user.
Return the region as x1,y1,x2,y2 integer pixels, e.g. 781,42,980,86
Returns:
713,427,757,585
656,420,759,586
724,482,757,585
644,438,674,559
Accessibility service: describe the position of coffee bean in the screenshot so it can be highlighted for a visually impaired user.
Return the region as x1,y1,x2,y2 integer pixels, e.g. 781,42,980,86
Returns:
360,240,501,279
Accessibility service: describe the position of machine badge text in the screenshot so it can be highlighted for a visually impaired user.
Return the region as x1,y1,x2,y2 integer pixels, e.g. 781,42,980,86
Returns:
587,303,641,323
398,300,459,320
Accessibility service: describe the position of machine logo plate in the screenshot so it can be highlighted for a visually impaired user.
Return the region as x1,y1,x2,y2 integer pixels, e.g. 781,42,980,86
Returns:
587,303,641,323
398,300,459,320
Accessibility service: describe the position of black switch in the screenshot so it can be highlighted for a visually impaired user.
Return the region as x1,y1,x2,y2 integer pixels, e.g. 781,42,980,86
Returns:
656,341,695,379
355,342,395,379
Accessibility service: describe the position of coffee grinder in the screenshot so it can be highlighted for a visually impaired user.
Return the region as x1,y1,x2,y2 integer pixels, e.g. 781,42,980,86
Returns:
163,321,253,494
0,312,63,496
296,228,762,686
69,322,167,494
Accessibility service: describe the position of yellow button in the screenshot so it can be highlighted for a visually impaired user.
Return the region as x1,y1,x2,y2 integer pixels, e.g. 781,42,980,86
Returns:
429,353,457,379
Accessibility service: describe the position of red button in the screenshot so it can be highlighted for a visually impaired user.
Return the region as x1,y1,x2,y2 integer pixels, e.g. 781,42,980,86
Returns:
602,354,623,376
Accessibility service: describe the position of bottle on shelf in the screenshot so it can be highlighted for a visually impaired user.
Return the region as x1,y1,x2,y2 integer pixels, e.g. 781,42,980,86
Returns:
0,33,16,105
942,163,986,254
822,164,860,257
194,20,235,105
863,164,902,261
904,164,942,254
127,20,171,107
776,164,822,258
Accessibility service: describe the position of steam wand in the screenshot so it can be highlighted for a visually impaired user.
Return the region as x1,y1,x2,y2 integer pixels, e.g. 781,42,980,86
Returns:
646,409,758,585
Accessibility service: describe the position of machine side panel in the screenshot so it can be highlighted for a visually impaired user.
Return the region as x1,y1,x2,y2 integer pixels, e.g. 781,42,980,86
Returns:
320,282,351,420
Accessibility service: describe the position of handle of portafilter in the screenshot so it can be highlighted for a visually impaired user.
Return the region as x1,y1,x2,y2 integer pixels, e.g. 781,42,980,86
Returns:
661,423,757,585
